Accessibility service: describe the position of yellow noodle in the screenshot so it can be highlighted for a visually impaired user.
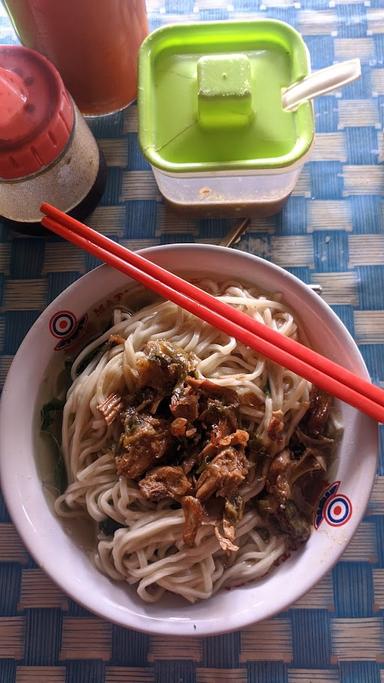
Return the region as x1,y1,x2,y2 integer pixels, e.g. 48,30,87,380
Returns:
56,281,311,602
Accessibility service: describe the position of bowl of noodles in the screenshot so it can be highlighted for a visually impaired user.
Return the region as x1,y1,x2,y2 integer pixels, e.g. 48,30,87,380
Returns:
0,244,377,635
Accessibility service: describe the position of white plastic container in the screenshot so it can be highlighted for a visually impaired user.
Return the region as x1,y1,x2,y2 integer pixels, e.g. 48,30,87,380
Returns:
152,156,312,216
139,21,360,216
138,20,315,216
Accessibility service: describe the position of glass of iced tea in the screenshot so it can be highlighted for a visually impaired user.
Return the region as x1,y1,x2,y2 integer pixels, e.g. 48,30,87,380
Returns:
3,0,148,116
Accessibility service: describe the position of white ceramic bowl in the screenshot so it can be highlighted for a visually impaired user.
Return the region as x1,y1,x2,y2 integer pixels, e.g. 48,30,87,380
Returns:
0,245,377,636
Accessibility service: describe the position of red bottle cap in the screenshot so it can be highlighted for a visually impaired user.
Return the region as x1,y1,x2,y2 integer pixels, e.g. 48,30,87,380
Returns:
0,45,74,180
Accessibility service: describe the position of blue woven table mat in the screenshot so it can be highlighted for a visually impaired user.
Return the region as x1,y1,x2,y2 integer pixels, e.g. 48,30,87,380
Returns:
0,1,384,681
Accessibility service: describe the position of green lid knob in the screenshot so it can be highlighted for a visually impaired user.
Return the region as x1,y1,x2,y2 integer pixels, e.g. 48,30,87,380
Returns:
197,53,253,129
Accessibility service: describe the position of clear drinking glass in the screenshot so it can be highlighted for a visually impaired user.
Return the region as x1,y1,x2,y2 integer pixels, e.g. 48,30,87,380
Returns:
3,0,148,116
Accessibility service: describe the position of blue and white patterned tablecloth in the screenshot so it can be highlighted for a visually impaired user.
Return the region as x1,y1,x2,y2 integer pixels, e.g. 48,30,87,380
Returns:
1,1,384,681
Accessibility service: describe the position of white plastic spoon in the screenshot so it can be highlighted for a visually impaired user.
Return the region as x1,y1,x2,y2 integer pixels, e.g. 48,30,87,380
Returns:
282,58,361,111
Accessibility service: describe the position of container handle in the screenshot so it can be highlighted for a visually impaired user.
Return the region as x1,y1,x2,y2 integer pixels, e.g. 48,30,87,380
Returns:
282,58,361,111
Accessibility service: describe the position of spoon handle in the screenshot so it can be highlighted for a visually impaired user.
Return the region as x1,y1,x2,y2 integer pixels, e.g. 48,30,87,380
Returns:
282,58,361,111
221,217,250,247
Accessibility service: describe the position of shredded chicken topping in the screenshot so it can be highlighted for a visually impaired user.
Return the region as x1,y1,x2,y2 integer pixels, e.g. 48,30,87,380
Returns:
98,339,335,553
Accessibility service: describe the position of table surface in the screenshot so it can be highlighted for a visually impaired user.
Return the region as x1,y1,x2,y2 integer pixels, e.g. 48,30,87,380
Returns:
1,1,384,681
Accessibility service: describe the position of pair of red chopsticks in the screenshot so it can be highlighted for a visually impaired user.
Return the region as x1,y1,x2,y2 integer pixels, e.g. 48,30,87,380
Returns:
41,203,384,424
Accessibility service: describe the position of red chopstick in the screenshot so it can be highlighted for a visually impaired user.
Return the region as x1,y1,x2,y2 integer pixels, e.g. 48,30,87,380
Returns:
40,203,384,424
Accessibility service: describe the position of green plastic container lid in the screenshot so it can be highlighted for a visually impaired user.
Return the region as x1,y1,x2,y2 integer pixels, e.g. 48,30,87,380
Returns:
138,20,314,174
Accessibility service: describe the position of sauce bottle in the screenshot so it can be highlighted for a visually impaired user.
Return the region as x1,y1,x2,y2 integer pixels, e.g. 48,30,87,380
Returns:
0,45,106,236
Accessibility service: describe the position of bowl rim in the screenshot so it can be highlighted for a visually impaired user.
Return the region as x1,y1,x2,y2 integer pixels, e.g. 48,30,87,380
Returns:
0,244,378,635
